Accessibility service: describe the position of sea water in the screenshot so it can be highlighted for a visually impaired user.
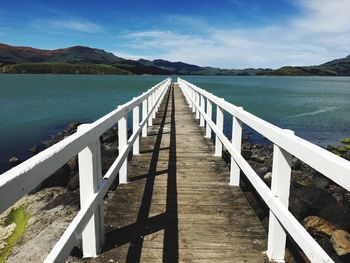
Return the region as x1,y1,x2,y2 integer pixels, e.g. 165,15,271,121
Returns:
0,74,349,173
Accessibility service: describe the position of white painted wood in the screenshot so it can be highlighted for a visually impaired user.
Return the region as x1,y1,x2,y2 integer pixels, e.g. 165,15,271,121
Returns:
118,115,128,184
178,78,335,263
195,92,200,119
148,94,153,126
200,94,205,127
0,78,170,214
152,91,156,118
214,104,224,156
154,89,159,112
192,89,196,113
44,81,170,263
230,114,242,186
178,78,350,192
0,79,170,263
267,130,293,262
188,88,193,108
77,124,104,258
133,105,140,154
205,98,212,138
142,99,148,137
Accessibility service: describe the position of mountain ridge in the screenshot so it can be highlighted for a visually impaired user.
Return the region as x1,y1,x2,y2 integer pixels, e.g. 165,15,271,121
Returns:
0,43,349,76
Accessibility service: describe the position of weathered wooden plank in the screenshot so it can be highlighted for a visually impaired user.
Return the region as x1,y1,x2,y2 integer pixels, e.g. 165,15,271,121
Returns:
82,84,267,262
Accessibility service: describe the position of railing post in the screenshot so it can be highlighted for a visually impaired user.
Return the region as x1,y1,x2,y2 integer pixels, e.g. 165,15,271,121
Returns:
200,94,205,127
148,94,153,126
230,112,243,186
142,99,147,137
214,104,224,156
152,91,156,118
195,92,200,119
118,115,128,184
186,85,192,108
267,129,293,262
205,98,212,138
192,89,196,113
156,88,160,112
78,124,105,258
133,104,140,155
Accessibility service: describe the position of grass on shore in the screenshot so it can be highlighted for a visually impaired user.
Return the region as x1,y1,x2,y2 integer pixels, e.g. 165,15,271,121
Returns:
341,138,350,144
0,206,29,263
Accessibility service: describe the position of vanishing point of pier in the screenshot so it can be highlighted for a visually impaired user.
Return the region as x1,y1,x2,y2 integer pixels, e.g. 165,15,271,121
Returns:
90,84,267,262
1,78,349,263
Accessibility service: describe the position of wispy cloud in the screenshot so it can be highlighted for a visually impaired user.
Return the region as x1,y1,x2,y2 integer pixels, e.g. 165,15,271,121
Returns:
117,0,350,68
30,17,103,34
50,19,102,33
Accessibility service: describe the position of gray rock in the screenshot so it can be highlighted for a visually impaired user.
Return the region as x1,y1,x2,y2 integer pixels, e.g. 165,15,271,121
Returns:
290,186,337,217
264,172,272,180
39,164,70,189
7,221,72,262
312,175,330,189
101,128,117,143
9,156,21,167
64,122,81,134
67,174,79,191
330,230,350,256
319,204,350,230
317,236,335,255
67,157,78,172
292,158,302,170
251,154,265,163
44,191,80,210
30,145,39,154
3,187,79,262
256,166,269,177
241,149,251,160
289,197,308,220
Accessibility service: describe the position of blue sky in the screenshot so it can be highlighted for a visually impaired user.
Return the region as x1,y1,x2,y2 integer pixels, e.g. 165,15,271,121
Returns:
1,0,350,68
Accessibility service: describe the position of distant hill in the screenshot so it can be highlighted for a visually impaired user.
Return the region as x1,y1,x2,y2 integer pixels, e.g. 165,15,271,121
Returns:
266,55,350,76
2,43,348,76
0,43,124,64
0,43,272,75
134,59,272,76
0,62,132,75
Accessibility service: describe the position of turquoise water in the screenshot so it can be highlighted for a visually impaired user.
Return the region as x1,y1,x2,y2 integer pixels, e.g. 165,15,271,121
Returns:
0,75,165,172
184,75,350,146
0,75,350,173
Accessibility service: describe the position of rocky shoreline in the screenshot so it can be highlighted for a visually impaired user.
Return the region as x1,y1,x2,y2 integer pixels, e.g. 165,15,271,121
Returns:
222,135,350,262
1,122,350,262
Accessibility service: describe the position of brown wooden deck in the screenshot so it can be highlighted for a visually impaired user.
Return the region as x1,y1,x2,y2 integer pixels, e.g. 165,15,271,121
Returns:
86,84,267,262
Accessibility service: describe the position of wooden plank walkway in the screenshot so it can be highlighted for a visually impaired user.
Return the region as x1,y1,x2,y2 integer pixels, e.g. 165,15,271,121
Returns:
87,84,267,262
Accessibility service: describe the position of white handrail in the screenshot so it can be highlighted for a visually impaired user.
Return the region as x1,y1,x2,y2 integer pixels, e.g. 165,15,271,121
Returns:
179,78,350,192
0,78,170,213
0,78,171,262
46,80,170,262
178,77,339,263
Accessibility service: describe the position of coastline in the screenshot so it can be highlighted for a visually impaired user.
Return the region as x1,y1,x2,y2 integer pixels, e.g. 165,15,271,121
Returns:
1,120,348,174
1,122,350,262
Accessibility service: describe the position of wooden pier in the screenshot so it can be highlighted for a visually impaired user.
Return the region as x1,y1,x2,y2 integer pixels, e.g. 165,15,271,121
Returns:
2,78,347,263
88,85,267,262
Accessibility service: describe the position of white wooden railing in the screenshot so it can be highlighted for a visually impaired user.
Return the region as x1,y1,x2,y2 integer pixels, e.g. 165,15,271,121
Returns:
0,78,171,262
178,77,350,263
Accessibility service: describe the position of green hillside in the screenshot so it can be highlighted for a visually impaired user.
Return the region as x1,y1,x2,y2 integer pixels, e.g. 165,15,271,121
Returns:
266,55,350,76
0,63,133,75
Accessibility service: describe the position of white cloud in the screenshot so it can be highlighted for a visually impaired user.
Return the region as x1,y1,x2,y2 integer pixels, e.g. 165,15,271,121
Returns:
117,0,350,68
111,51,145,60
30,18,102,33
292,0,350,33
51,19,102,33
